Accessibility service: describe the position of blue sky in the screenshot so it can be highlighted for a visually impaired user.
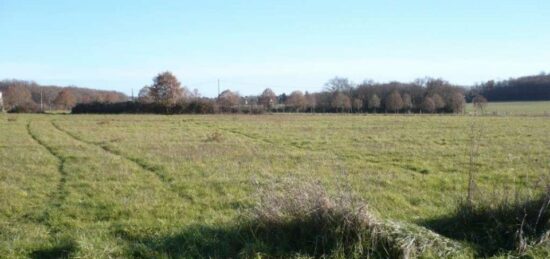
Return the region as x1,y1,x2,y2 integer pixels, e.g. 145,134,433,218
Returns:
1,0,549,97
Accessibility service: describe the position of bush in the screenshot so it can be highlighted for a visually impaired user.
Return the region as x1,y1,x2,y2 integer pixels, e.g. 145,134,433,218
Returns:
8,102,41,113
72,100,216,114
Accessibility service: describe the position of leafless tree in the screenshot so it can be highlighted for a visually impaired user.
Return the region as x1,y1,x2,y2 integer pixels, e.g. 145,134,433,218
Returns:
190,88,201,100
402,93,413,113
449,92,466,114
305,91,316,112
54,89,77,109
138,86,153,103
148,71,184,105
353,98,363,113
421,96,436,113
259,88,277,110
472,95,488,114
331,92,351,112
368,94,381,112
218,89,240,111
3,84,32,110
432,93,445,112
103,92,122,103
286,90,307,112
325,77,353,93
385,90,403,113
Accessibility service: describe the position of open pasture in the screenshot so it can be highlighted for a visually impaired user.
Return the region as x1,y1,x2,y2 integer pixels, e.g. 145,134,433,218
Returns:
466,101,550,115
1,112,549,258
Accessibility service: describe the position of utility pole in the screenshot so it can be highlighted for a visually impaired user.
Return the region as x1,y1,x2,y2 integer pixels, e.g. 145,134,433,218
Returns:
0,92,4,112
131,88,134,101
40,89,44,112
217,79,220,99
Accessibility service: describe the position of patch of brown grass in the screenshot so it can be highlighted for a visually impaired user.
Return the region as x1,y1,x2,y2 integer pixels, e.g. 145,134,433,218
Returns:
205,131,224,142
248,178,463,258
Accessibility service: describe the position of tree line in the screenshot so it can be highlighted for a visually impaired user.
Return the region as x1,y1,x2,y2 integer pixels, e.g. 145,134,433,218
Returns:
0,80,127,112
73,72,467,114
3,72,549,114
469,73,550,102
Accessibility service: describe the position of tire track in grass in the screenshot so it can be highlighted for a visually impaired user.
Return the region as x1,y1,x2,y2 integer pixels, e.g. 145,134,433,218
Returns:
25,121,69,227
210,123,334,156
198,121,292,148
194,121,347,166
209,122,400,176
196,121,351,172
202,120,314,151
50,120,192,201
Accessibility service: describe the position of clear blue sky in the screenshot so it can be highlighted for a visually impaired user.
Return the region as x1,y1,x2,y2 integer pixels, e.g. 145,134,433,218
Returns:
1,0,549,97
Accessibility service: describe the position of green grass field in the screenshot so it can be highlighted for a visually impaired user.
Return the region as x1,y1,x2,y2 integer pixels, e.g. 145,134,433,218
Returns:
1,110,549,258
466,101,550,115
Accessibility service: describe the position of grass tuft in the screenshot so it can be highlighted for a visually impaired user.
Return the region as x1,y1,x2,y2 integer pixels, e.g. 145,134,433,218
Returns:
205,131,224,142
246,178,464,258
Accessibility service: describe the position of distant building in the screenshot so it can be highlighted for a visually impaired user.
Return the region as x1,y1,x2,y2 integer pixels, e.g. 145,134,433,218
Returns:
0,92,3,112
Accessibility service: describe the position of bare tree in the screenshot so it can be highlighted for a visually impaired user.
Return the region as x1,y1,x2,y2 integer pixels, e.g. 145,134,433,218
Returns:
402,93,413,113
54,89,77,109
148,72,184,105
331,92,351,112
138,86,153,103
190,88,201,100
385,90,403,113
286,90,307,112
305,91,317,112
472,95,488,114
353,98,363,113
432,93,445,112
3,84,32,110
218,89,240,112
449,92,466,114
421,96,436,113
325,77,353,93
103,92,122,103
368,94,381,112
259,88,277,110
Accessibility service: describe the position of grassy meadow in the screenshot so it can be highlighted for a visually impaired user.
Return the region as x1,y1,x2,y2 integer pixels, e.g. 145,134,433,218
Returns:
1,107,549,258
465,101,550,115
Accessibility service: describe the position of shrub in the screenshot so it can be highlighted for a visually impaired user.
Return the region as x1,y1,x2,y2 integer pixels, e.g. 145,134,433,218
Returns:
472,95,488,114
8,102,40,113
72,100,218,114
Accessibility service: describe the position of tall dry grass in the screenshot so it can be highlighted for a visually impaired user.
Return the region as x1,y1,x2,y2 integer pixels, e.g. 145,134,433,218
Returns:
247,178,463,258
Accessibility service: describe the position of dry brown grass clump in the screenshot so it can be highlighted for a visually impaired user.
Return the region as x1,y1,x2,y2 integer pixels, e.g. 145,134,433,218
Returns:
97,119,111,125
205,131,224,142
248,178,463,258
